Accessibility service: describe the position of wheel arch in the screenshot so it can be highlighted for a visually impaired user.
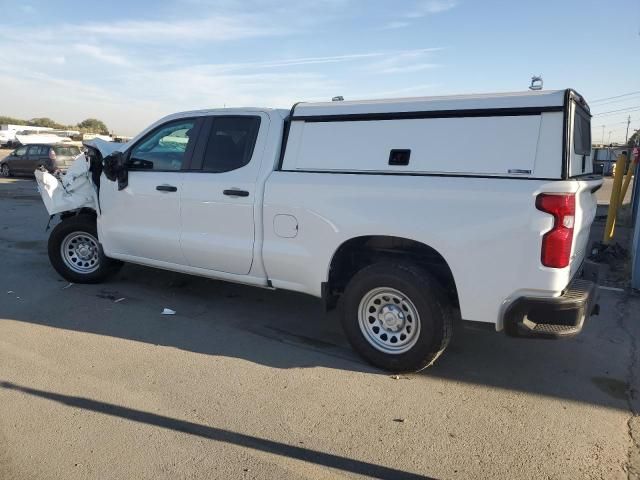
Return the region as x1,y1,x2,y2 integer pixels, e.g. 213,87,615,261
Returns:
324,235,459,310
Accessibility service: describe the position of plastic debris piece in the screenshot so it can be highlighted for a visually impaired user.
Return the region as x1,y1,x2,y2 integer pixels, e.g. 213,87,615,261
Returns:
393,418,406,423
114,297,126,303
161,308,176,315
7,291,14,294
63,283,74,289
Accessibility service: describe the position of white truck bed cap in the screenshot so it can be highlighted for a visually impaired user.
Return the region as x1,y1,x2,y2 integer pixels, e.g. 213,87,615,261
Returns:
293,90,568,118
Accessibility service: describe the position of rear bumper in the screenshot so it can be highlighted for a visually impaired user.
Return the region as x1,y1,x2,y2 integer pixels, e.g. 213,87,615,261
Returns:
504,265,600,338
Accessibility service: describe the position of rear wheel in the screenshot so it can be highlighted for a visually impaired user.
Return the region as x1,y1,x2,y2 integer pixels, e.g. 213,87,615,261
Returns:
0,164,10,177
341,262,453,372
48,215,121,283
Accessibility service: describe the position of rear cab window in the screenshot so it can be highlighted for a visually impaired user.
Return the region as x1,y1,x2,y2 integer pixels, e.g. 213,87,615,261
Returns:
53,146,81,156
201,117,261,173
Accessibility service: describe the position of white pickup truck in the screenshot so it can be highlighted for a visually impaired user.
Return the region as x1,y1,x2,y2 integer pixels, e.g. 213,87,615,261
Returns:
36,89,602,372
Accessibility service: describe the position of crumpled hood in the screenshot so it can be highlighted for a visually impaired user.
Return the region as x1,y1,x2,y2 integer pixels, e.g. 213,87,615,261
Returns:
83,138,130,157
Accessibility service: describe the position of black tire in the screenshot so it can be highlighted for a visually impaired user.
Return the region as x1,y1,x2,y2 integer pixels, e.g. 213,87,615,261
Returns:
48,214,121,284
341,262,453,372
0,163,11,177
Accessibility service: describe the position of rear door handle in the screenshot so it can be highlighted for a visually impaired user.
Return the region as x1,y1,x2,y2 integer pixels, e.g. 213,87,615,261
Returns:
156,185,177,192
223,189,249,197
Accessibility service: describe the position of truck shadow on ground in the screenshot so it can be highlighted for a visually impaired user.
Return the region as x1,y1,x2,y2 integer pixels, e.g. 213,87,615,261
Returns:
2,258,633,413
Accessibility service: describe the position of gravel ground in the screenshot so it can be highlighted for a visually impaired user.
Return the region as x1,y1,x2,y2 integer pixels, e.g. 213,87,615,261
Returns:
0,164,638,479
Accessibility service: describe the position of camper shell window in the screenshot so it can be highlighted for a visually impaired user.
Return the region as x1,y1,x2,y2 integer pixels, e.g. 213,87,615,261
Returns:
573,108,591,156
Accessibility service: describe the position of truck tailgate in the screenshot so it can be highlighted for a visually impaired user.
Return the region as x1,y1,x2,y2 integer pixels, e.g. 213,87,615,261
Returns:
570,178,602,277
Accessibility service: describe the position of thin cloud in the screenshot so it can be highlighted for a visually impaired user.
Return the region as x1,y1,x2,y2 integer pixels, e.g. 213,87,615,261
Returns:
405,0,458,18
365,49,442,75
200,48,443,73
75,15,285,43
74,45,131,66
379,63,440,74
383,21,411,29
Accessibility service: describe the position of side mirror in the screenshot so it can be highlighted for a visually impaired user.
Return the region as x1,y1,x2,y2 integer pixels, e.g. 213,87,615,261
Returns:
103,151,129,190
103,151,123,181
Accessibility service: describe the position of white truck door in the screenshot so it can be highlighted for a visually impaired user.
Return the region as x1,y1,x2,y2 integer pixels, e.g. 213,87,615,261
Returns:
179,114,266,275
98,118,202,265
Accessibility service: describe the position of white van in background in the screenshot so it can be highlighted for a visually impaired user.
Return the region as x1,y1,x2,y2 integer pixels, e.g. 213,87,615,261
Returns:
0,125,55,147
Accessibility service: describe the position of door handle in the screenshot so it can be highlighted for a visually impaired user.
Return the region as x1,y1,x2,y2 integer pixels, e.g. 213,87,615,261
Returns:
156,185,177,192
223,189,249,197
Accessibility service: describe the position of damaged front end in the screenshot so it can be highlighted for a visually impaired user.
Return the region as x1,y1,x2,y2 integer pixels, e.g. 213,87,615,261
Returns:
34,138,129,217
35,153,100,216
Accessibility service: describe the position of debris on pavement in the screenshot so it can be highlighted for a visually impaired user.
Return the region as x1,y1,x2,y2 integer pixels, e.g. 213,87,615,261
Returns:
114,297,126,303
393,418,406,423
62,283,74,289
7,291,14,294
96,291,119,301
589,242,629,262
161,308,176,315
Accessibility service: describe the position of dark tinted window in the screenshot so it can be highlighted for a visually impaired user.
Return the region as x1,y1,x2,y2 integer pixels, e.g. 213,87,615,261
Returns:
27,145,44,155
574,109,591,156
201,117,260,173
14,146,27,156
129,119,196,171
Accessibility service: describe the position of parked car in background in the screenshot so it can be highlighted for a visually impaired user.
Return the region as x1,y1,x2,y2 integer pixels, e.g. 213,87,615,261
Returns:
0,143,81,177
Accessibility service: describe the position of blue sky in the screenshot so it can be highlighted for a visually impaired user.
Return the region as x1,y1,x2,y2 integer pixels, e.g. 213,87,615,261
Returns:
0,0,638,138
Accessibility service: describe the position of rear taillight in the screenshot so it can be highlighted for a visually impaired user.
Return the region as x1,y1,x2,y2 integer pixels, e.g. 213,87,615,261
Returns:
48,149,56,161
536,193,575,268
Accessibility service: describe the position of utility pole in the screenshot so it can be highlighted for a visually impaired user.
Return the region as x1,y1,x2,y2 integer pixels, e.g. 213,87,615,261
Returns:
625,115,631,143
608,130,612,144
601,125,605,145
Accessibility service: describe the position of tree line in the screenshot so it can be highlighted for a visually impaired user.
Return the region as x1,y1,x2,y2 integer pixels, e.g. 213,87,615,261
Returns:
0,116,109,135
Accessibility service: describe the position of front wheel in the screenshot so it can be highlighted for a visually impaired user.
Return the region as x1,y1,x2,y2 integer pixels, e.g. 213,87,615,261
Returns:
48,215,121,283
0,164,10,177
341,263,453,372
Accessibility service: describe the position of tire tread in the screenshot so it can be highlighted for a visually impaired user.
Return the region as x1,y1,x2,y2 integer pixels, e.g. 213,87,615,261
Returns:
47,214,119,284
341,262,454,372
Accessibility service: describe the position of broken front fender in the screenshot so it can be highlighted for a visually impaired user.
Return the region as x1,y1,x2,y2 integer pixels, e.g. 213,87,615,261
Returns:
35,154,99,216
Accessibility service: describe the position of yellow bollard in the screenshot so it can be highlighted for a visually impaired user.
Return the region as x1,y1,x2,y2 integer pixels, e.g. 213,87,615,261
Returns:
618,154,636,209
603,153,627,244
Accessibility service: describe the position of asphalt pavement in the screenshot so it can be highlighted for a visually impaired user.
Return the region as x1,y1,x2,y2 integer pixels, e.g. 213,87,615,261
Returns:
0,156,638,479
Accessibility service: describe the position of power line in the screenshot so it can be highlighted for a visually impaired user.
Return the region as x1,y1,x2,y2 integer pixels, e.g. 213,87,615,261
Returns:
592,105,640,117
602,118,638,126
589,96,640,107
590,90,640,103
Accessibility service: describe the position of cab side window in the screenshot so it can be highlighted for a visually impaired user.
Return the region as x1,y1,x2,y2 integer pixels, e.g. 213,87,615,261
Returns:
129,119,196,171
201,117,260,173
27,145,42,155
